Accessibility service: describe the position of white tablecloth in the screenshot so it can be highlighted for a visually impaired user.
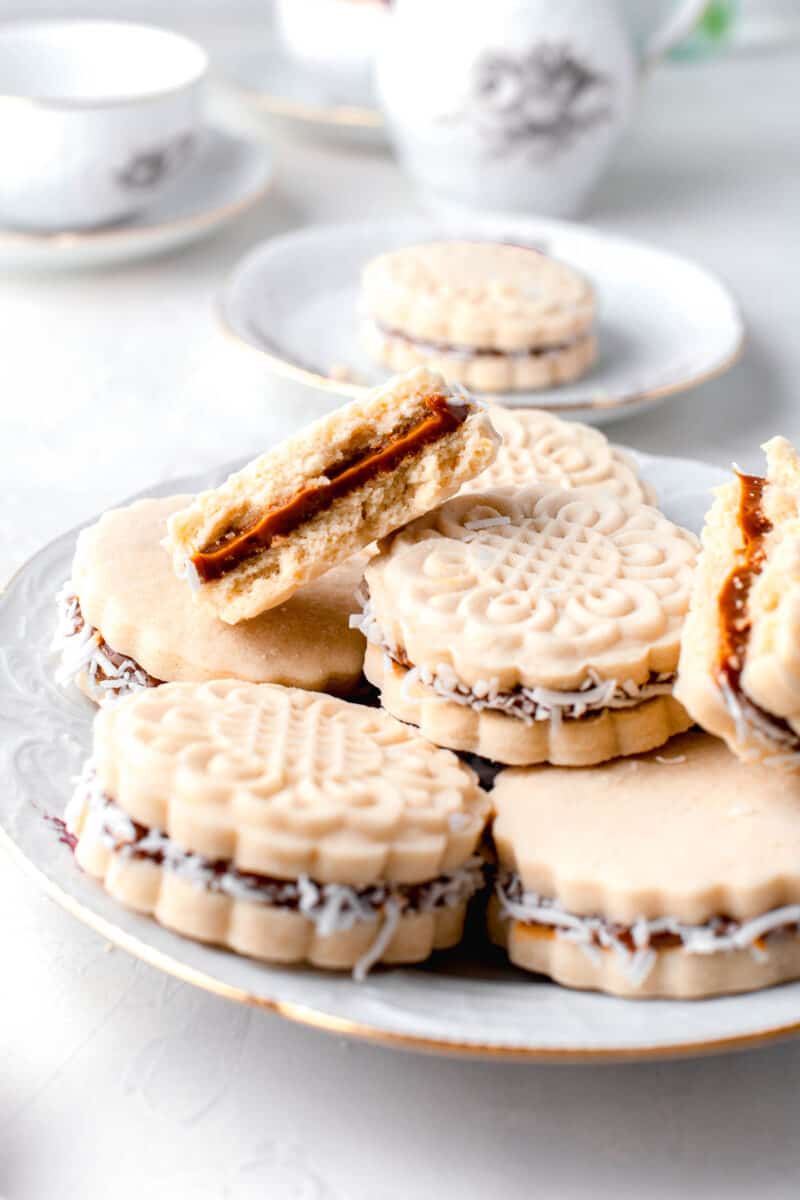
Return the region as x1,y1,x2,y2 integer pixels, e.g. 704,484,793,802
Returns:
3,33,800,1199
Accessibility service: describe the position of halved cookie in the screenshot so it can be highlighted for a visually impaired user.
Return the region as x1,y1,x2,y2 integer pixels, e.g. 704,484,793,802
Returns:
164,367,499,623
360,241,596,392
490,732,800,999
459,406,655,504
54,496,367,704
675,437,800,768
360,485,697,765
67,680,490,977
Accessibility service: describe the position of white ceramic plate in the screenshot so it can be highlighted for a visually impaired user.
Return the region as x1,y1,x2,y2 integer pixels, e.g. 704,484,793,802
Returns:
7,450,800,1062
216,30,384,147
0,124,273,271
219,217,744,425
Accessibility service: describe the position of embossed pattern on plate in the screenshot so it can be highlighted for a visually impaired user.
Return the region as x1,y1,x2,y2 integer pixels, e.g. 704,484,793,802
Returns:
6,452,800,1060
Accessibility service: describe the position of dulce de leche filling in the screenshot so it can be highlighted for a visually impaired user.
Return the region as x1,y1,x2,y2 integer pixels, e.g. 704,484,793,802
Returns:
191,393,468,583
716,473,799,747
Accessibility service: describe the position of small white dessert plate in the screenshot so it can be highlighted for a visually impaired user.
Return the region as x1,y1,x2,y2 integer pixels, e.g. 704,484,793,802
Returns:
0,124,273,271
6,450,800,1062
216,32,384,147
219,217,744,425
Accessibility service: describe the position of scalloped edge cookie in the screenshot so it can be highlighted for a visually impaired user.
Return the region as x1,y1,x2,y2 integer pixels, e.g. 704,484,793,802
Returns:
458,407,657,505
361,241,595,348
92,679,490,885
69,792,474,976
360,322,596,393
364,644,692,766
363,486,699,694
489,732,800,997
488,897,800,1000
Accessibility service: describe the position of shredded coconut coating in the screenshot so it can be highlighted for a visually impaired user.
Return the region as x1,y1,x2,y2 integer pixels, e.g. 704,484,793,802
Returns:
350,596,675,724
496,871,800,990
68,763,486,981
53,584,157,704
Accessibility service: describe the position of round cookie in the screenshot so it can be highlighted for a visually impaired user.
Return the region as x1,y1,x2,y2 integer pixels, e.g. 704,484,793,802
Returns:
359,241,596,393
490,732,800,999
360,485,698,766
459,406,655,504
67,680,490,976
54,495,367,703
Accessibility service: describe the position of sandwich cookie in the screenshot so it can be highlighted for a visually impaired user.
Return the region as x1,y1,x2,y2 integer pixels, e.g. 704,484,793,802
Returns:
54,496,367,705
359,241,596,392
459,406,655,504
67,680,490,977
164,367,499,623
676,437,800,768
359,485,698,766
490,732,800,998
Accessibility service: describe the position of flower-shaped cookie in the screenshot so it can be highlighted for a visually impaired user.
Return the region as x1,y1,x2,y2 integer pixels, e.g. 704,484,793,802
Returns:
367,486,698,691
94,679,488,885
459,408,654,505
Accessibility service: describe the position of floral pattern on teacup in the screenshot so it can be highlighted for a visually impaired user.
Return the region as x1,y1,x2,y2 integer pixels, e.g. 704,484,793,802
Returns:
115,132,196,190
460,41,614,160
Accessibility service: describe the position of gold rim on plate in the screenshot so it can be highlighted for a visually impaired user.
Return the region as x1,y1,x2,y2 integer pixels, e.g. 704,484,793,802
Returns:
216,292,746,416
3,816,800,1063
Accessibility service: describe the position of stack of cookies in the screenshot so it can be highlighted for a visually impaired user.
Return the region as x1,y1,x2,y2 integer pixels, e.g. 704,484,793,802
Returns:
55,365,800,1001
359,240,597,393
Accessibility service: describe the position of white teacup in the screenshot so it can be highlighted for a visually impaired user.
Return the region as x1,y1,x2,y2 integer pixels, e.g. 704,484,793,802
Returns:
0,20,207,231
275,0,389,107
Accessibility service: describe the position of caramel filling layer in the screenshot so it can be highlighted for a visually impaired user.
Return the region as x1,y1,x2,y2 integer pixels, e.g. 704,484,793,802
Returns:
191,394,468,583
375,319,579,360
716,473,799,748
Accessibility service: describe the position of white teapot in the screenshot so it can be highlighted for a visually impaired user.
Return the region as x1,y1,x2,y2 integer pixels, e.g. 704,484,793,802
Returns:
376,0,706,217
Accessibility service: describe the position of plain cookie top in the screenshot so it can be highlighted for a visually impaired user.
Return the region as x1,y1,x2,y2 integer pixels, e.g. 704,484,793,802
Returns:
73,495,367,694
93,679,489,887
493,731,800,925
366,485,698,691
361,241,595,351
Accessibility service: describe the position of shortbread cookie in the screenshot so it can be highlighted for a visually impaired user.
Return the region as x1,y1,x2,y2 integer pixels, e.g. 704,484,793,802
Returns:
53,496,367,704
676,437,800,768
67,680,490,976
164,368,499,623
359,241,596,392
359,486,697,765
459,407,655,504
490,731,800,998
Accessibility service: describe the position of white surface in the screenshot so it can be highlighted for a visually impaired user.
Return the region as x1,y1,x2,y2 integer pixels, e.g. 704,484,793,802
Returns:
10,451,777,1061
0,123,273,269
0,20,206,229
220,215,742,420
3,20,800,1198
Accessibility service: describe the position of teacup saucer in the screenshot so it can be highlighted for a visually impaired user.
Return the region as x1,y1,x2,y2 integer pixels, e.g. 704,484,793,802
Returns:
217,33,384,147
0,124,273,271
